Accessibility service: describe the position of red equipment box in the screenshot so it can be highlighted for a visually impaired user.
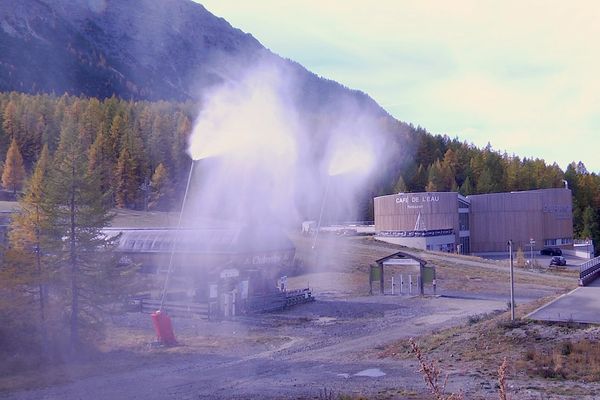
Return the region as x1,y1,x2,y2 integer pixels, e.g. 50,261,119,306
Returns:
151,310,176,345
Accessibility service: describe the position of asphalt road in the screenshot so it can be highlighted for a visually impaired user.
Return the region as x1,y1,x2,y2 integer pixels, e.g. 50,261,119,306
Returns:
527,284,600,324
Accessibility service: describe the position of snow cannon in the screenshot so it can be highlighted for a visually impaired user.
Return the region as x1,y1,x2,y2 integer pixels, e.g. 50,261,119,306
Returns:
151,310,176,345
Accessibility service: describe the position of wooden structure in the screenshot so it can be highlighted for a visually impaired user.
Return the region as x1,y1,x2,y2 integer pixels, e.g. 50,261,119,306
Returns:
469,188,573,253
106,226,297,316
375,192,459,235
374,188,573,254
371,251,434,295
374,192,466,253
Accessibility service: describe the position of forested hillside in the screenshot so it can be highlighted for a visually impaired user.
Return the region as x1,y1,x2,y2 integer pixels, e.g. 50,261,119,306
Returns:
0,91,598,252
0,0,384,118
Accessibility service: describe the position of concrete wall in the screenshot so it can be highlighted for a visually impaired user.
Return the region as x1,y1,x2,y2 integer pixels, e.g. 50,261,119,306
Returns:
375,234,456,251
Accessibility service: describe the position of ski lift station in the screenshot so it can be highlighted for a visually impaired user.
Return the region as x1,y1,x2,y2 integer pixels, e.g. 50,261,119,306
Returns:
104,225,307,317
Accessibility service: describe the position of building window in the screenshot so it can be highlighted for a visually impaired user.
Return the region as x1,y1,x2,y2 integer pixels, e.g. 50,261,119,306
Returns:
459,213,469,231
544,238,572,246
459,236,470,254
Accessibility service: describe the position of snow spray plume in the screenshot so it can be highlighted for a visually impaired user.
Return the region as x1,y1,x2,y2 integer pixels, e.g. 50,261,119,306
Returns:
187,60,384,228
185,56,391,288
186,61,300,226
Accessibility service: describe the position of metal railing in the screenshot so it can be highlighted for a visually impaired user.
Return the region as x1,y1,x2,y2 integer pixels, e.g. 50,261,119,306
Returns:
579,255,600,286
140,298,210,318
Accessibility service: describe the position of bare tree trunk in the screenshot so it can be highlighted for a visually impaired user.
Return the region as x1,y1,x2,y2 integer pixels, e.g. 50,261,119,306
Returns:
69,164,79,347
35,205,48,353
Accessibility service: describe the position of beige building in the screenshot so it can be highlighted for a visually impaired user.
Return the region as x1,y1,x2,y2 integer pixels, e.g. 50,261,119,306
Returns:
374,188,573,254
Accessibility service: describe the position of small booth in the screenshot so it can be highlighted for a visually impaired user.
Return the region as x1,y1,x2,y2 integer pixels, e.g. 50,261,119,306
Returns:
370,251,436,295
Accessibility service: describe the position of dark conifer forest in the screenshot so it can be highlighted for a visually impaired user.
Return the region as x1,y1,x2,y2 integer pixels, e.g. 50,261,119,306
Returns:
0,92,598,252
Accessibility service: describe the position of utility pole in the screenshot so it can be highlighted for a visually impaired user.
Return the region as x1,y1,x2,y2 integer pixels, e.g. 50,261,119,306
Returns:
508,240,515,321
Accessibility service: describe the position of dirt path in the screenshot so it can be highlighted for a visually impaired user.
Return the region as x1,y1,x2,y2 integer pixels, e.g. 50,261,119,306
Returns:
2,295,509,400
1,236,578,399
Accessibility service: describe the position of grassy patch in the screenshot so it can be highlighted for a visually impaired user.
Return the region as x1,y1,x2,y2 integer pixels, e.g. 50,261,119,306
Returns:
379,296,600,385
520,339,600,382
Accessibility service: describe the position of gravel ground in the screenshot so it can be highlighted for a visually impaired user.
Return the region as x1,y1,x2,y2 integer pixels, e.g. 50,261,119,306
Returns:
1,294,509,400
0,235,579,399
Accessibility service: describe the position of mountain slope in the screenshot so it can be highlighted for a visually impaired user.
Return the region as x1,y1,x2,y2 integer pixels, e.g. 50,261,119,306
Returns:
0,0,386,116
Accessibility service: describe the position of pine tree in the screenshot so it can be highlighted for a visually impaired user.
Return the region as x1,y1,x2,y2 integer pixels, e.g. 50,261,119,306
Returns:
410,164,428,192
426,160,445,192
392,174,407,193
149,114,173,169
149,163,173,211
6,144,51,349
581,206,599,254
476,168,494,194
88,132,113,202
504,155,521,192
109,114,128,160
114,147,140,208
42,114,127,346
442,148,459,177
2,101,18,141
459,176,473,196
171,112,191,175
450,179,459,192
2,138,26,195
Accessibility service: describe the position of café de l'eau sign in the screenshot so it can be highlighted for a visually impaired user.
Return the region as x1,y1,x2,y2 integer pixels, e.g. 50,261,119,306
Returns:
395,194,440,207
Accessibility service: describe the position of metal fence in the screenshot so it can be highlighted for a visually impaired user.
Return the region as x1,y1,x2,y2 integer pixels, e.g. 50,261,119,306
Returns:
137,288,314,318
140,299,210,319
579,255,600,286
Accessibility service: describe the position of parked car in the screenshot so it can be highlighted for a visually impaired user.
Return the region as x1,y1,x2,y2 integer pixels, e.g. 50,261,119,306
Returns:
540,247,562,256
549,256,567,266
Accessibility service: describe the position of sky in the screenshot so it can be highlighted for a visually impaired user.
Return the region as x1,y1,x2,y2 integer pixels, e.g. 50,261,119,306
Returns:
197,1,600,172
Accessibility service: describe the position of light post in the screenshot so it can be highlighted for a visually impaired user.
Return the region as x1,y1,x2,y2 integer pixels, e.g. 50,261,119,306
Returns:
529,238,535,267
507,240,515,321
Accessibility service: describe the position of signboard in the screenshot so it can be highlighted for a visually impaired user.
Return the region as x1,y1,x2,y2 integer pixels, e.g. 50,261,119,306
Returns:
241,251,294,267
370,265,382,282
395,194,440,209
220,268,239,279
422,266,435,284
379,229,454,238
209,284,218,299
543,204,572,220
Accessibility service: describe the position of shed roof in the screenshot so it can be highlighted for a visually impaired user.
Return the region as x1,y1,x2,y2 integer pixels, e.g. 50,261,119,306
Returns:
375,251,427,266
104,226,295,255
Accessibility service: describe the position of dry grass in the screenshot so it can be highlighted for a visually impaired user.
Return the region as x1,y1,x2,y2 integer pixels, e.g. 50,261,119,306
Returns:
521,339,600,381
497,357,509,400
291,234,574,302
381,297,600,387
